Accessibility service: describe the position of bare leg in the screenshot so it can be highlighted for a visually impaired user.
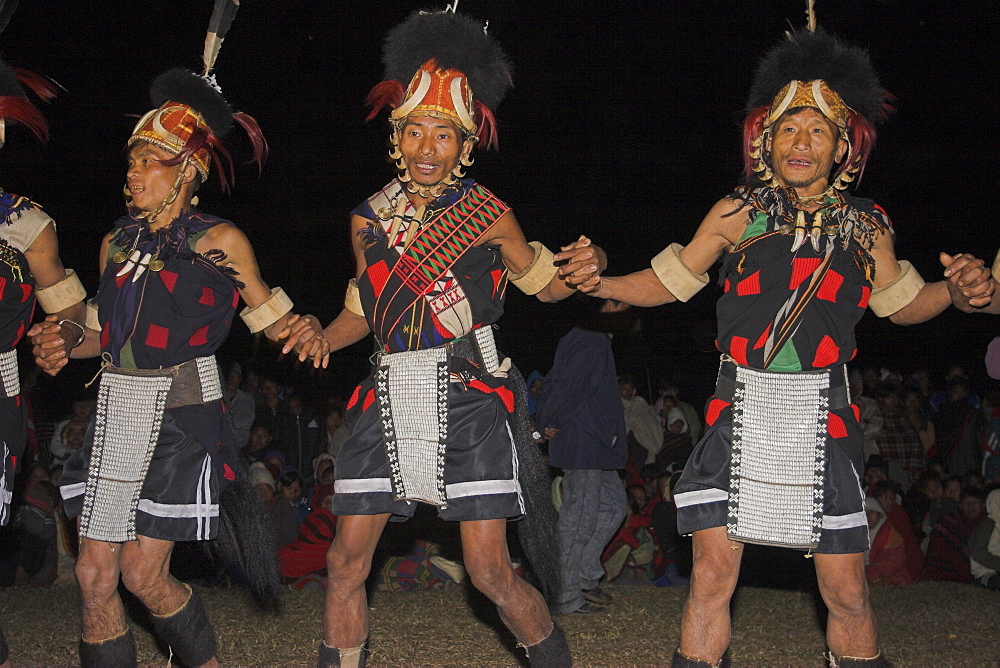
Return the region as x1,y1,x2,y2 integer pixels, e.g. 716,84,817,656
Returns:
460,519,551,646
678,527,744,664
119,536,218,668
813,552,879,659
323,513,391,648
75,537,126,642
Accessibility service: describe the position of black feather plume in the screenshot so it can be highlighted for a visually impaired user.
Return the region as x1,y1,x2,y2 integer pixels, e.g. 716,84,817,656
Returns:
383,10,511,110
150,68,234,137
202,0,240,75
748,28,888,124
0,0,19,37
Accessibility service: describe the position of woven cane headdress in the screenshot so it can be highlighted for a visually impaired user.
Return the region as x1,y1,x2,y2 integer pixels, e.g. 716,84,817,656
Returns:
743,5,893,189
128,0,266,191
366,7,511,150
0,0,57,147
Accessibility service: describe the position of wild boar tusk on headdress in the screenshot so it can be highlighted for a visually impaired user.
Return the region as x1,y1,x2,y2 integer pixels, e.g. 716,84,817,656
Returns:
391,70,431,122
368,9,511,150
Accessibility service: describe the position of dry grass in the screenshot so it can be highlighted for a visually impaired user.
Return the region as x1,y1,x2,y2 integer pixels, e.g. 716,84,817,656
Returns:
1,580,997,667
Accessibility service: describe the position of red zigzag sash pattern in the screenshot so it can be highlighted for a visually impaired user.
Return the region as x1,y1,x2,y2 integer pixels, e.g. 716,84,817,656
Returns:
392,185,509,296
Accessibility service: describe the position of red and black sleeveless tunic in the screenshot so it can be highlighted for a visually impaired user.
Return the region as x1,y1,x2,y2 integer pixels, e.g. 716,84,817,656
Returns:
352,179,510,353
716,186,891,372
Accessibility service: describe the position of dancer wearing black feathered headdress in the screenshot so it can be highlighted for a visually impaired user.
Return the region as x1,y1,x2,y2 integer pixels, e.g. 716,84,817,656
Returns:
29,2,329,666
572,3,997,667
280,6,608,667
1,0,87,662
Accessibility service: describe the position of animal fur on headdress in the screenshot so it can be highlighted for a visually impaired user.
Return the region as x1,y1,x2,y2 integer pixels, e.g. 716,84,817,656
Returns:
748,27,890,125
742,27,893,185
384,10,511,111
150,68,235,138
367,9,512,149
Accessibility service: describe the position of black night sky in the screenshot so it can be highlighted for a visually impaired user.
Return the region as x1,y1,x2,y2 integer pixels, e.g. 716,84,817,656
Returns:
3,0,997,406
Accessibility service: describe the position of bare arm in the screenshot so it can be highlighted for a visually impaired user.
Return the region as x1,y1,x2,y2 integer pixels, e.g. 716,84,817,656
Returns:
196,224,329,368
24,223,86,331
281,214,373,362
485,211,606,303
28,231,112,375
595,198,747,307
868,225,996,324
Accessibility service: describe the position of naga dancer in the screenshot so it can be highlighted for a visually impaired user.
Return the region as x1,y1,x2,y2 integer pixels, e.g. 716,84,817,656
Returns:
589,16,995,668
284,9,602,667
0,2,86,664
29,3,326,665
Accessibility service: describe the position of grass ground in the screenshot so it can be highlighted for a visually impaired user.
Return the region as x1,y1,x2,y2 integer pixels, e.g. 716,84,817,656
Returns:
1,579,997,667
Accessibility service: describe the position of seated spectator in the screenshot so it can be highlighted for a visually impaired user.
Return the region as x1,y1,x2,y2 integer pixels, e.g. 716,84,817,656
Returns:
903,469,943,548
902,388,934,457
47,399,95,463
49,417,88,466
656,395,693,471
850,367,883,462
620,374,664,477
969,488,1000,591
874,382,923,489
650,470,690,586
14,464,59,586
223,361,256,449
869,480,922,580
319,406,349,464
277,469,309,525
654,376,702,444
921,489,986,583
864,496,914,586
601,482,665,584
242,422,276,463
262,449,285,479
929,376,987,476
250,461,298,548
279,394,322,476
278,484,337,589
313,452,336,487
863,455,890,496
984,389,1000,485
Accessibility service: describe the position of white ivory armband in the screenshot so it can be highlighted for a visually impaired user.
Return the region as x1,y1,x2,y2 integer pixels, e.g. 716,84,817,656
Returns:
510,241,556,295
85,301,100,331
650,243,708,302
35,268,87,314
869,260,925,317
344,278,364,317
240,287,293,334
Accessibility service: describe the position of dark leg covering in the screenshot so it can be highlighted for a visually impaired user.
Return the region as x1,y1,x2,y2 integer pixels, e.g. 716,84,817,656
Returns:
0,625,8,664
672,648,731,668
79,629,137,667
317,641,368,668
524,623,572,668
831,651,893,668
150,586,217,666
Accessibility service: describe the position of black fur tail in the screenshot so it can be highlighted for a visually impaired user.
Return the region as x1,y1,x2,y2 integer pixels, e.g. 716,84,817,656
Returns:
508,364,562,606
212,458,283,612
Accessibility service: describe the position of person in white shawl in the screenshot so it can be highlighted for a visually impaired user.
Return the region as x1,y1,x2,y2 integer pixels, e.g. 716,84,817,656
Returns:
619,375,664,465
969,488,1000,590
